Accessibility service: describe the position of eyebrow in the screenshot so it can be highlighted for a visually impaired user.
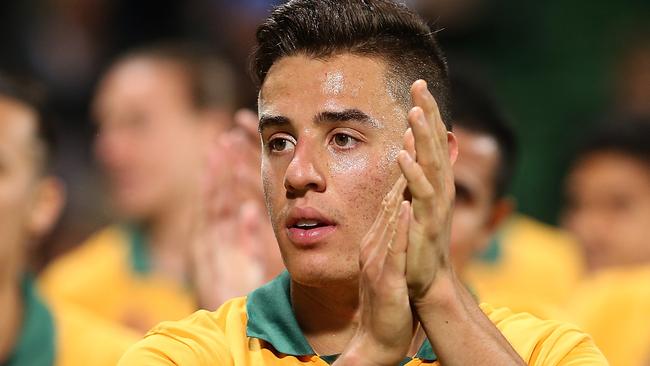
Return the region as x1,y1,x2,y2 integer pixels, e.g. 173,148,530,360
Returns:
315,109,381,128
258,114,290,133
259,108,381,133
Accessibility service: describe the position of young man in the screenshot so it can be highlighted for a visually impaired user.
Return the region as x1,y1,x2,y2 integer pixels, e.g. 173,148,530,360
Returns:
39,43,283,333
120,1,606,364
562,119,650,366
0,74,136,365
449,75,583,318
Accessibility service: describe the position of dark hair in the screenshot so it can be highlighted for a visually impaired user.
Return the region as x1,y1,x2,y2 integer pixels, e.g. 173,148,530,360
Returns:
115,41,237,111
0,72,56,173
450,73,518,199
573,117,650,169
251,0,452,128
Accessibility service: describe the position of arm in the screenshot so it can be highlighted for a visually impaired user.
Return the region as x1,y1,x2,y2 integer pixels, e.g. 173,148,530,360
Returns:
399,80,526,365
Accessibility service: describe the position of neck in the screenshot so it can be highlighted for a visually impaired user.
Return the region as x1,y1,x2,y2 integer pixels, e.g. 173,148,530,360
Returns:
291,278,428,358
142,196,196,282
0,277,23,363
291,279,359,356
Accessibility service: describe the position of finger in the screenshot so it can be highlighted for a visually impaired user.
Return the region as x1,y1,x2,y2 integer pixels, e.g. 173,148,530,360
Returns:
410,80,447,147
407,106,437,175
383,201,411,292
234,109,261,141
398,150,435,221
403,127,416,160
374,179,407,264
384,201,410,274
360,176,407,264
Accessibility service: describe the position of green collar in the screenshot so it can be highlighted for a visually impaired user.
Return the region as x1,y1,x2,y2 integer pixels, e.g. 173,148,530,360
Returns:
478,236,503,263
2,276,56,366
125,224,151,275
246,271,437,364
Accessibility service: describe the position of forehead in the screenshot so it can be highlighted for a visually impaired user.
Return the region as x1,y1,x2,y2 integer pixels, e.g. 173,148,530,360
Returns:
454,128,500,189
96,58,191,110
259,53,403,123
0,97,38,149
570,152,650,191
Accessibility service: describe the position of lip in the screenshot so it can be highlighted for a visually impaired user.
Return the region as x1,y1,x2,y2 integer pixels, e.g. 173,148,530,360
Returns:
285,207,337,247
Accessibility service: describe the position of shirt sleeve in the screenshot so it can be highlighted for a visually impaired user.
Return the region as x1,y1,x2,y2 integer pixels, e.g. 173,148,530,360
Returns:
118,311,234,366
555,338,609,366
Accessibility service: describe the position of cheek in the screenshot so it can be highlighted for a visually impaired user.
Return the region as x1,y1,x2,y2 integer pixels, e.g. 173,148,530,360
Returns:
451,207,488,247
330,145,402,231
261,158,285,224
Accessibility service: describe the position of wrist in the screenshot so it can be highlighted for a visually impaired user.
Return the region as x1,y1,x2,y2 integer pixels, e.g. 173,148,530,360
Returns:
335,334,404,366
411,269,465,316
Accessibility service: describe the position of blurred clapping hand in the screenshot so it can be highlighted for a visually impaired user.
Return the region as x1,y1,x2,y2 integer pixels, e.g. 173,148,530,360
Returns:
190,109,283,311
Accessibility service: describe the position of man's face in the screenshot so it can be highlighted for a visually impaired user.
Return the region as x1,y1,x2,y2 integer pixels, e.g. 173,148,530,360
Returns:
563,152,650,271
0,97,41,281
94,58,207,219
450,127,503,272
259,54,406,286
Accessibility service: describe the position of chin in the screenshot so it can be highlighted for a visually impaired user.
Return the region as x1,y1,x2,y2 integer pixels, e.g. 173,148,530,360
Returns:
285,254,358,288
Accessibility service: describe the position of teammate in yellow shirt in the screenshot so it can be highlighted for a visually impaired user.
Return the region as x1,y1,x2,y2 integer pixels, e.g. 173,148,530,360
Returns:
39,43,284,333
447,75,583,319
562,119,650,366
0,73,137,365
121,1,607,364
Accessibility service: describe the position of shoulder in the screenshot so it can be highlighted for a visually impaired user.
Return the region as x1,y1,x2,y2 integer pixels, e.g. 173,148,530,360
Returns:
118,297,248,366
480,303,608,365
52,302,139,366
38,226,130,297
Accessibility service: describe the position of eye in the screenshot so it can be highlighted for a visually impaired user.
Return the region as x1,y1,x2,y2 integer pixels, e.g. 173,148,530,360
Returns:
331,133,359,149
268,137,296,153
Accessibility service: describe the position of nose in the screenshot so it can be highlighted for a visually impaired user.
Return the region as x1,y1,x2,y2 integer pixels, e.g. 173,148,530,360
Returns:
283,142,326,196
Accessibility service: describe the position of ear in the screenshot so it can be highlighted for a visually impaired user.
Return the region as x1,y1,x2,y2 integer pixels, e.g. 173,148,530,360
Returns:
447,131,459,166
487,196,516,232
27,177,66,238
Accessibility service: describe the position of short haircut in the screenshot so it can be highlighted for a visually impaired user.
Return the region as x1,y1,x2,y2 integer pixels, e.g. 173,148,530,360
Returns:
251,0,452,128
450,73,518,199
573,117,650,169
0,72,56,173
115,41,237,111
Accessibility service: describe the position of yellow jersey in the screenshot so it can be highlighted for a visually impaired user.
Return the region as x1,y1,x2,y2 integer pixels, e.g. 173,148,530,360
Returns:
4,276,137,366
565,265,650,366
464,214,584,319
39,225,197,334
119,271,607,365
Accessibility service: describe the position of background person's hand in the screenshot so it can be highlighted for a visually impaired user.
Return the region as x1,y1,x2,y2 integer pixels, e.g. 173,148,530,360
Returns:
190,110,282,310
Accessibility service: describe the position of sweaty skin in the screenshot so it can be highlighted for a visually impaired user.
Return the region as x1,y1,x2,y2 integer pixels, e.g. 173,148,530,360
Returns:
258,53,526,365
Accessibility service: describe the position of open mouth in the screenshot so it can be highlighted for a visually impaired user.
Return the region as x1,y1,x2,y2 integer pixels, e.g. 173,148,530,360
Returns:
285,210,337,246
291,219,330,230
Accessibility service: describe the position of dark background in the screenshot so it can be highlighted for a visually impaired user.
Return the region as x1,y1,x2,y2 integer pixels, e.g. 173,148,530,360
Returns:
1,0,647,264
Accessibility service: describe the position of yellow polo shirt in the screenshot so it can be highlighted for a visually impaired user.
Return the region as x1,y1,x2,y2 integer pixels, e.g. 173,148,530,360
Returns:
464,215,584,319
39,225,197,334
4,277,137,366
119,271,607,365
565,265,650,366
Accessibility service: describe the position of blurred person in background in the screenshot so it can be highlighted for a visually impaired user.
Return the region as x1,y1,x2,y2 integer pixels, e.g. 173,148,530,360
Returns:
449,74,583,319
120,1,606,364
562,118,650,366
0,73,136,366
39,42,283,334
612,37,650,119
